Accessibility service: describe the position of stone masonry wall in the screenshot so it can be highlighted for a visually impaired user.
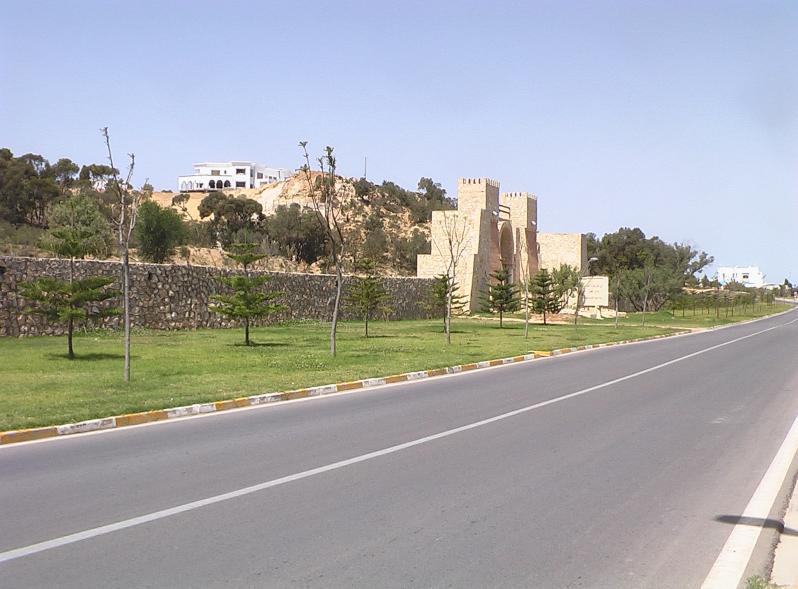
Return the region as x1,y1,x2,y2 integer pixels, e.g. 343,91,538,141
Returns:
0,256,435,337
537,233,588,273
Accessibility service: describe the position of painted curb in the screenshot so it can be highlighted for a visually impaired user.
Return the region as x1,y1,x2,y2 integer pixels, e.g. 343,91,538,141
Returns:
771,472,798,587
0,327,699,446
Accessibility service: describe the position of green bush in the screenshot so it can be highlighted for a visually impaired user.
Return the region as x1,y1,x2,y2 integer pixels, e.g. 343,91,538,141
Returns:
263,203,327,264
745,576,778,589
134,201,187,263
0,219,46,247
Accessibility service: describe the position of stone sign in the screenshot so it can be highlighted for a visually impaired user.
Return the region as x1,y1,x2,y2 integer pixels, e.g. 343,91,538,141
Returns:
581,275,609,307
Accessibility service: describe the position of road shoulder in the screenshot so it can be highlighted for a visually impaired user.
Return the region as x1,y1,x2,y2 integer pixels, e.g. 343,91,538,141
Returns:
771,469,798,587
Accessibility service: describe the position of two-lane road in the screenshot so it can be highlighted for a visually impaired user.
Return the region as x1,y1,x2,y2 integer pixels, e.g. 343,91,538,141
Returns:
2,309,798,588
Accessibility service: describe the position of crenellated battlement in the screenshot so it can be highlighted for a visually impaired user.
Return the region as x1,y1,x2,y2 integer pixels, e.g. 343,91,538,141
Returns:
458,177,500,188
501,192,537,200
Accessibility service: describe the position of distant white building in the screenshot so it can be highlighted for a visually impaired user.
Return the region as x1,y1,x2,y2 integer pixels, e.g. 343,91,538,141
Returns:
177,161,293,192
717,265,766,288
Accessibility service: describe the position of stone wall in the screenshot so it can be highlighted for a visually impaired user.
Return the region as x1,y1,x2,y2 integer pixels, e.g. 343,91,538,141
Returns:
0,256,435,337
537,232,588,272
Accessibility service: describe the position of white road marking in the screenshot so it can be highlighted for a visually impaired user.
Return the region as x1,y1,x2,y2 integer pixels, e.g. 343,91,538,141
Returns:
701,414,798,589
1,317,796,564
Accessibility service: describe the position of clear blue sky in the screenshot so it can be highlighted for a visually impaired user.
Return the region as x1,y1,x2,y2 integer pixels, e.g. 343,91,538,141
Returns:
1,0,796,281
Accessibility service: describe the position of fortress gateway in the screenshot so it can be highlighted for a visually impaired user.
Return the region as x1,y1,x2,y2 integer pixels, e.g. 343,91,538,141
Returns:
416,177,591,313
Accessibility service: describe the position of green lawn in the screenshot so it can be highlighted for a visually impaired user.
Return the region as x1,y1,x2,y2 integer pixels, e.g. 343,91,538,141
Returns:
478,303,792,330
582,303,793,329
0,319,675,431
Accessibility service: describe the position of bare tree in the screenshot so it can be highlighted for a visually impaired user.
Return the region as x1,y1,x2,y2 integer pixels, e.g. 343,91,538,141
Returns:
433,211,470,344
515,228,531,338
298,142,346,356
572,278,586,328
103,127,143,382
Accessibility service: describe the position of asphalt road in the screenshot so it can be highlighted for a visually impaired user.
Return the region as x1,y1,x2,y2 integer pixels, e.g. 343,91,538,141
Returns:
2,309,798,588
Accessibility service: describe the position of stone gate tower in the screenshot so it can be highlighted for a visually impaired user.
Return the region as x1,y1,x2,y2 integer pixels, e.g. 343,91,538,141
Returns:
417,177,586,312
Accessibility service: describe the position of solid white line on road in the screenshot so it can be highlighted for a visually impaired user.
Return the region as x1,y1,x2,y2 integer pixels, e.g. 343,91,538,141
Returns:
700,414,798,589
1,316,796,565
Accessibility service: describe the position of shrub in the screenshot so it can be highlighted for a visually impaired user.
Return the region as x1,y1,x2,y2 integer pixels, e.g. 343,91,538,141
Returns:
134,201,187,263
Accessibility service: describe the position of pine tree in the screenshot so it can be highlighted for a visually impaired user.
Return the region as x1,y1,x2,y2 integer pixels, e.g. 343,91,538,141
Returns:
210,242,285,345
530,268,559,325
426,273,465,331
20,276,119,358
480,267,519,328
346,259,391,337
41,195,112,270
20,194,116,358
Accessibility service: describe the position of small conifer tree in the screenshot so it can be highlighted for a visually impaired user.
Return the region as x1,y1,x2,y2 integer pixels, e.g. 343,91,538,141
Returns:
346,259,390,337
480,267,519,327
210,241,285,345
41,195,112,273
426,273,465,331
20,195,117,358
20,277,120,358
530,268,559,325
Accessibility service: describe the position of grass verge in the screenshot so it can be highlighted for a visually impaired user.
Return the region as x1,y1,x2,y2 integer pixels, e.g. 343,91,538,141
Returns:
0,319,674,431
504,303,793,330
587,303,792,329
745,575,779,589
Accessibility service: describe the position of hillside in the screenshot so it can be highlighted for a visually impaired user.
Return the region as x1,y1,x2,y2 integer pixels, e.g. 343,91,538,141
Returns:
151,173,450,275
0,146,451,275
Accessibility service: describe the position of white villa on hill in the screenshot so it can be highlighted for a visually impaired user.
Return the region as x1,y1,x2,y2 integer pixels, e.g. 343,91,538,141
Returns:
717,265,766,288
177,161,293,191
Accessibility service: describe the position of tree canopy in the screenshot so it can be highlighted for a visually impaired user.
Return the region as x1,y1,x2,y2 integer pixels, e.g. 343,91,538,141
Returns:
263,203,326,265
198,192,263,247
0,149,60,226
134,201,187,263
40,194,112,263
347,176,454,223
0,148,130,229
587,227,713,312
550,264,581,312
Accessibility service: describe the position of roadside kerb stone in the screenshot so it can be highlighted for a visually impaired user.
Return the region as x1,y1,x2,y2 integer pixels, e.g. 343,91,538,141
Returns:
771,473,798,587
56,417,116,436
